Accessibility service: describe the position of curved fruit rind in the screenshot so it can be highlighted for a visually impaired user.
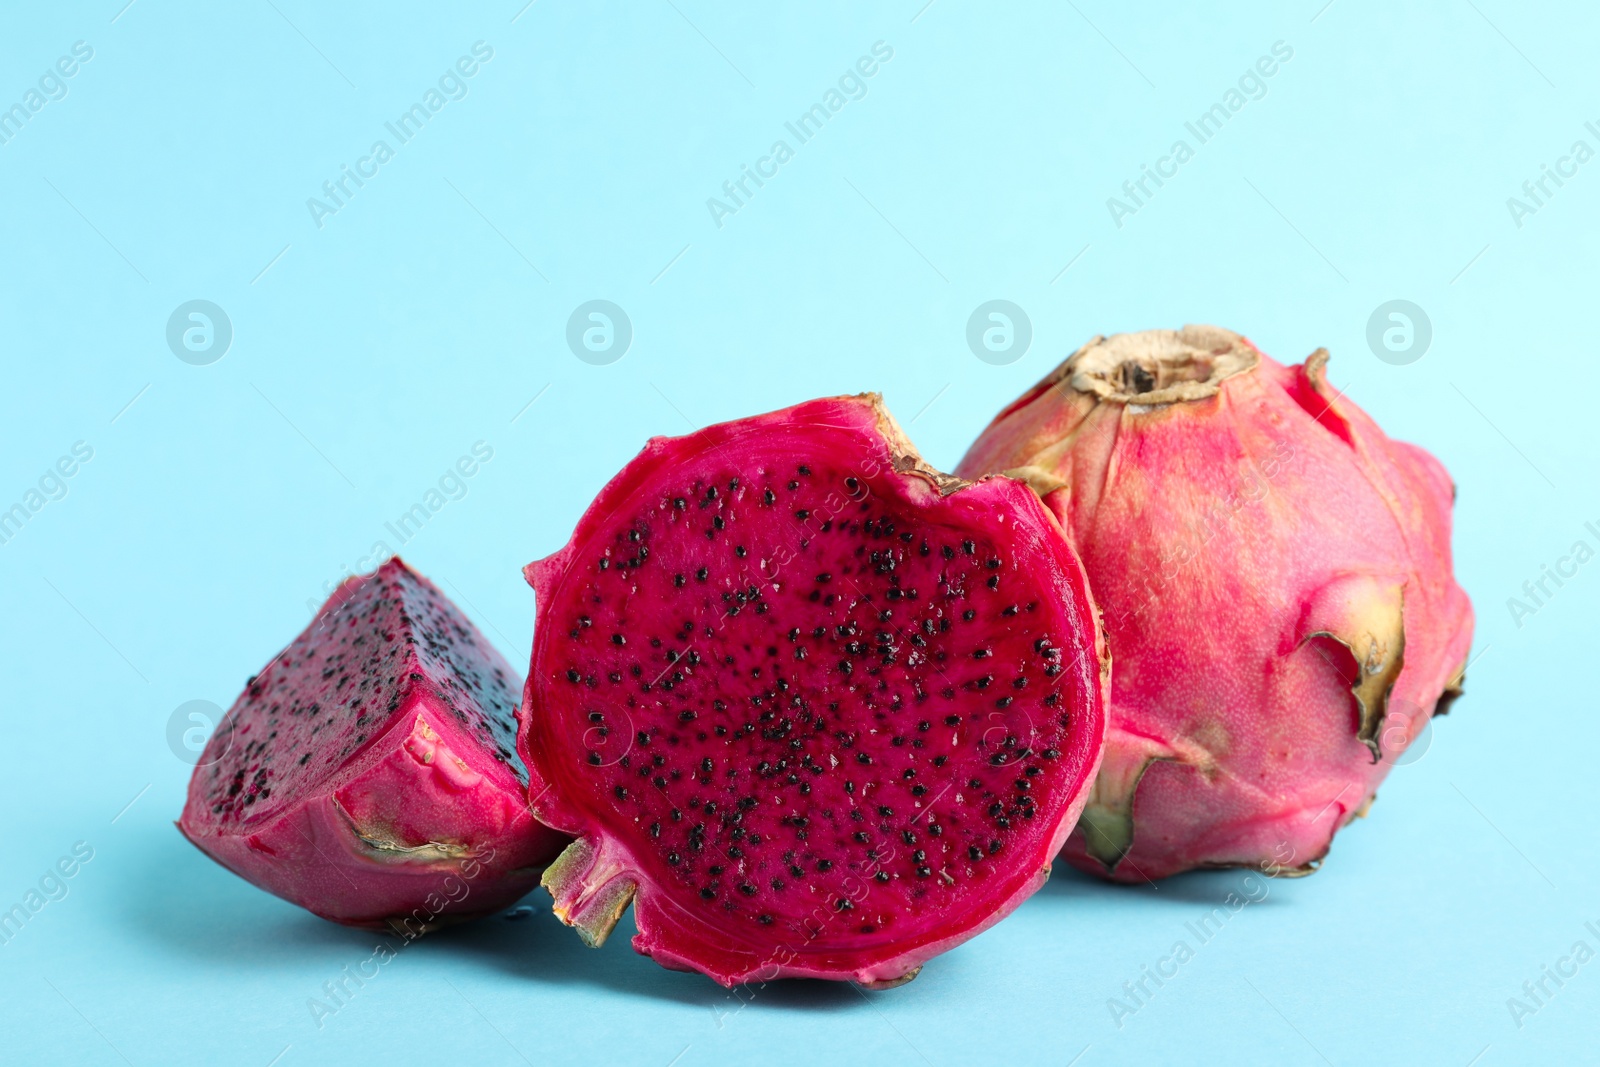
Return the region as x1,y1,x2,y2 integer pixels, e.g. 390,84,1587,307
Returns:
520,394,1108,985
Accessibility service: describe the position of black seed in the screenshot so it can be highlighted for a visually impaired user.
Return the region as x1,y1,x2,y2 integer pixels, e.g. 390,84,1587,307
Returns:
968,845,982,861
875,870,890,883
962,609,976,621
668,852,682,865
700,888,715,899
817,860,833,872
612,634,626,646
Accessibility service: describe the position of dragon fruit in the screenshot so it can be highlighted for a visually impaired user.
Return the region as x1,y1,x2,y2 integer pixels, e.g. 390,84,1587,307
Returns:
956,326,1473,882
519,394,1108,987
179,557,567,930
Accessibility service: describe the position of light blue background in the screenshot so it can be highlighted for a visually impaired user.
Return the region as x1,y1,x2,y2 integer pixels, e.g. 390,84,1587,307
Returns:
1,2,1593,1064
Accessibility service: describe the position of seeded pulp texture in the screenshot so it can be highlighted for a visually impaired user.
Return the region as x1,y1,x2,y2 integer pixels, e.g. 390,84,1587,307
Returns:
957,326,1474,882
180,558,567,929
520,395,1107,987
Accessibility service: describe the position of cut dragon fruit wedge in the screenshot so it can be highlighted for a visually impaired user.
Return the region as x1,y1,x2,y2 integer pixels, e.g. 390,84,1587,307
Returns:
519,395,1108,987
179,557,568,931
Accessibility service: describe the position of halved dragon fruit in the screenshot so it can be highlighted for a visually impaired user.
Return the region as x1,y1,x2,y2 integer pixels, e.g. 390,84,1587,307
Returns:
179,557,567,931
519,395,1108,987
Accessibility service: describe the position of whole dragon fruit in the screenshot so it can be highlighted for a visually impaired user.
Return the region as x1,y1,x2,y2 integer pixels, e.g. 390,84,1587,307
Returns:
180,557,568,930
519,395,1108,986
956,326,1473,882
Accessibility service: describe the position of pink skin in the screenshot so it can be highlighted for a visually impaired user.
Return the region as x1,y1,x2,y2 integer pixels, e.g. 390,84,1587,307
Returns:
519,395,1108,986
956,327,1473,882
179,558,568,929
